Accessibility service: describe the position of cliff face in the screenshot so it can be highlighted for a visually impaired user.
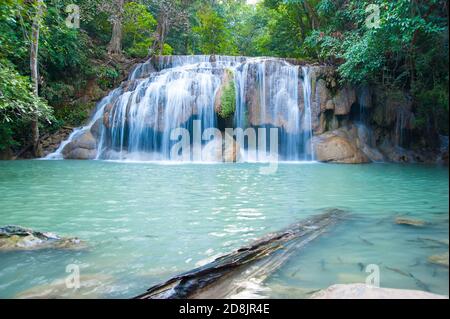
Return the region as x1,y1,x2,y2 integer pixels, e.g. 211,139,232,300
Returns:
54,55,447,164
303,66,445,164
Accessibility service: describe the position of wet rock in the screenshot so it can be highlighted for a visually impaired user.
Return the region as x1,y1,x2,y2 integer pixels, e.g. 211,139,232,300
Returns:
333,86,356,115
16,274,113,299
310,284,447,299
64,148,97,160
90,118,103,138
316,79,333,112
62,131,97,160
0,225,83,251
428,252,449,267
202,133,240,162
395,217,426,227
73,131,96,150
313,130,370,164
102,103,114,129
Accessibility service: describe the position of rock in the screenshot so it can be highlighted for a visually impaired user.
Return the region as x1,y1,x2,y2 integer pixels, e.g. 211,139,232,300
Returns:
333,86,356,115
202,133,240,162
64,148,97,160
223,134,240,162
90,118,103,138
310,284,448,299
360,144,384,162
16,274,113,299
72,131,96,150
102,103,113,129
0,225,84,251
395,217,426,227
316,79,333,112
428,252,449,267
62,130,97,159
313,133,370,164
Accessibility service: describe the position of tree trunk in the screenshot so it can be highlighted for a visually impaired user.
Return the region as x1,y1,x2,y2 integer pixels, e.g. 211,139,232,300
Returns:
107,0,124,55
30,0,44,158
150,17,168,56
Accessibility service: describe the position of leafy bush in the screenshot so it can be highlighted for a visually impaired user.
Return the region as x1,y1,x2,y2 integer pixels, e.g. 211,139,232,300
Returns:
123,2,156,58
53,102,94,127
0,59,52,124
219,71,236,120
97,66,120,90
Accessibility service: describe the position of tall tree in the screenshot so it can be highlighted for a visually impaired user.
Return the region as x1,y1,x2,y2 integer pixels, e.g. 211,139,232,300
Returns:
149,0,189,55
106,0,125,55
193,5,236,55
30,0,44,157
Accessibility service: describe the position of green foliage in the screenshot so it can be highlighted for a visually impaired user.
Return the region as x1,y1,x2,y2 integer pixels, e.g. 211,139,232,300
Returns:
97,65,120,90
0,0,448,152
0,59,52,124
162,43,173,55
53,102,94,127
219,71,236,120
0,123,18,151
123,2,157,58
193,6,237,55
0,59,53,151
415,85,449,135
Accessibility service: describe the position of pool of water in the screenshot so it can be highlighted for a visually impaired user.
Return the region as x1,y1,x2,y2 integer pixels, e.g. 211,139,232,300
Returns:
0,160,448,298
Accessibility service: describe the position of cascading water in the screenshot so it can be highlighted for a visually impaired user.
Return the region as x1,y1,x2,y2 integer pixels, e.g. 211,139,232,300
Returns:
300,66,314,161
47,55,316,162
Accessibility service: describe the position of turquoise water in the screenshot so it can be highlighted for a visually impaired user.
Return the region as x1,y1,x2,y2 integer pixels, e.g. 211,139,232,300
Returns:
0,160,448,298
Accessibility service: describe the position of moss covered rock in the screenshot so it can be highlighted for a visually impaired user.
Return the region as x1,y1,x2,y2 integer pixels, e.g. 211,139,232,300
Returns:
214,69,236,120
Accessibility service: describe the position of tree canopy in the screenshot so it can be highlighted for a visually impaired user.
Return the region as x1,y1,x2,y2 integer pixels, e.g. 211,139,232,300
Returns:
0,0,448,154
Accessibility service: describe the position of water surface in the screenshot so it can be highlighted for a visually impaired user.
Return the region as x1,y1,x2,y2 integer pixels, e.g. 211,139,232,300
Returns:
0,161,448,298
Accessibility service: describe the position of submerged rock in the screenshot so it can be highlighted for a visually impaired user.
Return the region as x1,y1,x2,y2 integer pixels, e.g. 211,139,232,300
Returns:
0,225,83,251
16,274,113,299
135,209,346,299
428,252,449,267
395,217,426,227
310,284,448,299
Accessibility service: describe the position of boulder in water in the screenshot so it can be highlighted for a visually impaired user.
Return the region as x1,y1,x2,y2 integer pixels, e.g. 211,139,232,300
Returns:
313,133,370,164
62,131,97,160
16,274,113,299
395,217,426,227
428,252,449,267
310,284,448,299
0,225,84,251
202,133,240,162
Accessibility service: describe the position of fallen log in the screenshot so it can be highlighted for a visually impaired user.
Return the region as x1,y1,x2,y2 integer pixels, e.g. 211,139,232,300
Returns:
135,208,346,299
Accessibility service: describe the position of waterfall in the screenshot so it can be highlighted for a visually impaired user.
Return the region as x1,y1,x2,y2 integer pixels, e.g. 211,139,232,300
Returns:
47,56,316,162
301,66,314,161
46,89,121,159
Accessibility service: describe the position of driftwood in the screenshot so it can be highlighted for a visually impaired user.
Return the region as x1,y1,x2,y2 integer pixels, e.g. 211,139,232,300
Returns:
135,209,346,299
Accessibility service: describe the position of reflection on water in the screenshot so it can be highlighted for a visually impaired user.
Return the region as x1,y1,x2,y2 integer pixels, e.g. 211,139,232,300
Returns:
0,161,448,298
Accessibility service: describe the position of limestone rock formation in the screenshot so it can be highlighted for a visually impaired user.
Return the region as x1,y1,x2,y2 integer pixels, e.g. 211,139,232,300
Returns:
0,225,83,251
313,135,369,164
312,126,372,164
333,86,356,115
62,131,97,159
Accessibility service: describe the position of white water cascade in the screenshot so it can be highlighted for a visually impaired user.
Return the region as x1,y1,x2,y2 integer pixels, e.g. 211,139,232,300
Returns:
46,55,316,161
